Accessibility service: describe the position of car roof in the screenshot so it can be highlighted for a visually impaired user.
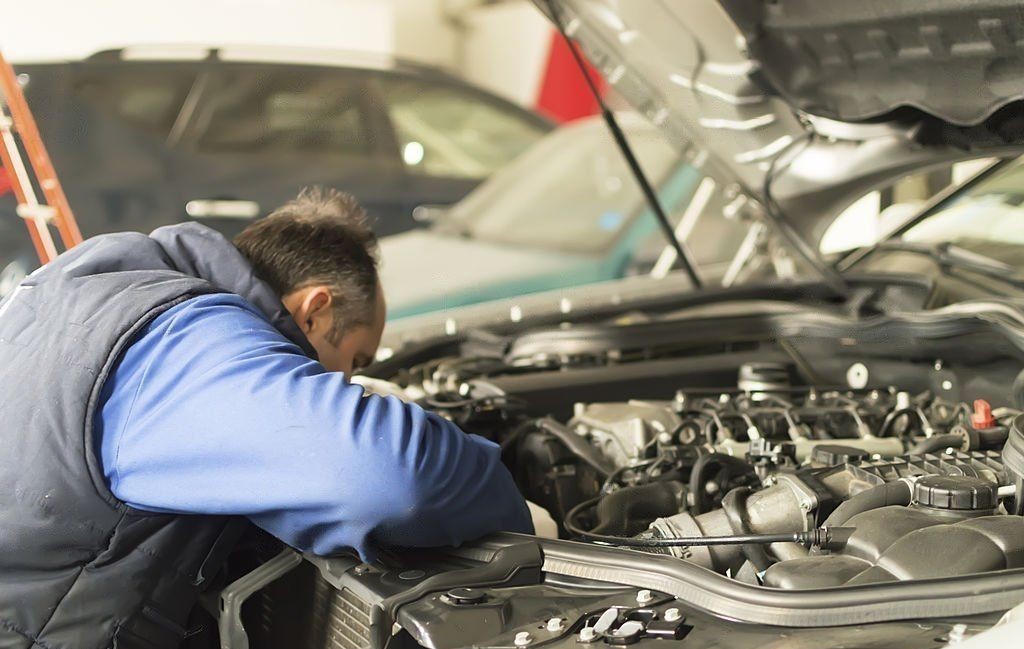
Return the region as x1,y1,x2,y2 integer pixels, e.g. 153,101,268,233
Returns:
22,44,457,80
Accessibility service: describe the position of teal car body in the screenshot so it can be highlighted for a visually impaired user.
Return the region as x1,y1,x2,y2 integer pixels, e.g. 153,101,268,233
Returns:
379,116,709,320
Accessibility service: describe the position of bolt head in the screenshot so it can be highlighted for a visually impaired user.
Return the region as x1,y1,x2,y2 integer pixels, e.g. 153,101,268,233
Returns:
546,617,564,632
636,589,654,604
664,608,681,622
578,627,597,642
514,631,533,646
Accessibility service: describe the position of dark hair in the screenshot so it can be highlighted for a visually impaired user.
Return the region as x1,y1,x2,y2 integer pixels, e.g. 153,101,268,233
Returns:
234,187,379,341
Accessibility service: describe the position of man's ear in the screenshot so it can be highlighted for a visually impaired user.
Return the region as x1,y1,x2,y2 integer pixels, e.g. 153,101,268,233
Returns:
283,286,334,336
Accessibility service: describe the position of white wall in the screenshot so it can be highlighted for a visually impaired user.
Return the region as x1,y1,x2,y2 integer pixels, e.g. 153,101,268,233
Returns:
389,0,460,69
0,0,393,62
0,0,548,108
460,2,551,105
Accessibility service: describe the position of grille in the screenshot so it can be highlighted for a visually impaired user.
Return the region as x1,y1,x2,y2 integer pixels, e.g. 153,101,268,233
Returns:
247,560,375,649
312,576,374,649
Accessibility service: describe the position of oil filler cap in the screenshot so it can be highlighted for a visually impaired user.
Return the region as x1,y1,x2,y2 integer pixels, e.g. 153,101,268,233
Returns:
913,476,996,511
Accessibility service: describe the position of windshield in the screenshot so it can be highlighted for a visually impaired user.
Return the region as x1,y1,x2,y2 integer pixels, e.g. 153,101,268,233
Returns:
897,156,1024,270
444,116,679,255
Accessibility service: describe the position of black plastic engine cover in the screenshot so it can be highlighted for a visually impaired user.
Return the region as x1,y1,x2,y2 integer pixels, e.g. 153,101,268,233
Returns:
765,507,1024,588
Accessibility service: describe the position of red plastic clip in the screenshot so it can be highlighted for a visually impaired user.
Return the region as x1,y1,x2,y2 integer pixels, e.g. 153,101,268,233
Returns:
972,399,996,429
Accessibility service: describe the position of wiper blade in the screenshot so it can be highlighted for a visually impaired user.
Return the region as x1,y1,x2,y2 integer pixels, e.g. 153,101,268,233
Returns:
875,240,1024,287
543,0,703,289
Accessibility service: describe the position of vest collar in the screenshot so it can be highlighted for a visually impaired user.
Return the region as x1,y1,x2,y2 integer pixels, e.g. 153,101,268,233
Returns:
150,223,318,358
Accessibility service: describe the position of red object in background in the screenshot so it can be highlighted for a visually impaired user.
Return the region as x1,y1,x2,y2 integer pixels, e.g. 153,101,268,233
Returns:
535,31,606,123
0,166,11,197
972,399,996,429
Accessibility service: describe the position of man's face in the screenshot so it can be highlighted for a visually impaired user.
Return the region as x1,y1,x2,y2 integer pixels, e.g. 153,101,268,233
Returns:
282,283,387,375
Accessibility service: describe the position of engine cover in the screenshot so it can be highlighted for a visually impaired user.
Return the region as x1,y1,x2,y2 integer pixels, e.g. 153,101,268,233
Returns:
765,509,1024,588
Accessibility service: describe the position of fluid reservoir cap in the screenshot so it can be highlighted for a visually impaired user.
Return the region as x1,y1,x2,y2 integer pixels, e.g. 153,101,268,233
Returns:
913,476,996,511
810,444,870,466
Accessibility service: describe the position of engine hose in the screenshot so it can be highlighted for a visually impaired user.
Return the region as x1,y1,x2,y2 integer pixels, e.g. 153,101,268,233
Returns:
689,453,757,515
500,419,546,453
976,426,1010,450
535,418,618,477
878,407,921,438
909,433,964,455
564,497,851,549
581,529,846,549
720,487,773,572
823,480,913,529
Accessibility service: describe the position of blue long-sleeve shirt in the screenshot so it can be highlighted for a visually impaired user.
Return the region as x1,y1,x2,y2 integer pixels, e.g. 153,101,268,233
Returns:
95,293,532,561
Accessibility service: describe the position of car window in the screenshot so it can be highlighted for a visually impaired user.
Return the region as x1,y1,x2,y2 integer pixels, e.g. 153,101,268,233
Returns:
820,160,994,255
195,65,373,155
899,156,1024,268
443,119,678,254
374,75,547,179
73,62,197,138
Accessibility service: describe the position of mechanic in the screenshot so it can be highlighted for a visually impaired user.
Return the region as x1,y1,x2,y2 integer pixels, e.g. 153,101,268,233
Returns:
0,188,533,649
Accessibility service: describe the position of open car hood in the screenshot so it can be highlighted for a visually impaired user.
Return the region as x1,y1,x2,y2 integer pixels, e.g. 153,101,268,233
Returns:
534,0,1024,250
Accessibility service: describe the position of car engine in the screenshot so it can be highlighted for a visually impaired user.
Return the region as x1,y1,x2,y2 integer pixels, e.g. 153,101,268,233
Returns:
402,348,1024,589
222,299,1024,649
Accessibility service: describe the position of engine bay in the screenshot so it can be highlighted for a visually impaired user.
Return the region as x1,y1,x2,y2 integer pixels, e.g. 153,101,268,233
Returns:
224,300,1024,649
384,302,1024,591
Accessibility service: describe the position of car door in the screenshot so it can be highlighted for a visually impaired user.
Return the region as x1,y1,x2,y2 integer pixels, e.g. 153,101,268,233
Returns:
368,71,551,218
172,61,411,239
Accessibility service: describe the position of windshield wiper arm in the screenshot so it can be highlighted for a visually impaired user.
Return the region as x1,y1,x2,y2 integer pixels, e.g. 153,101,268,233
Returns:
543,0,703,289
874,240,1024,287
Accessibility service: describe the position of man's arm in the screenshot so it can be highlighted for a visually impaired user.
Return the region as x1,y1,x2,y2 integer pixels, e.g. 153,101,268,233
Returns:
96,293,533,560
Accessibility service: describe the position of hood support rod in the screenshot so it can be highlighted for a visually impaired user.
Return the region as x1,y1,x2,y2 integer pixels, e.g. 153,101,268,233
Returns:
761,132,850,297
544,0,703,289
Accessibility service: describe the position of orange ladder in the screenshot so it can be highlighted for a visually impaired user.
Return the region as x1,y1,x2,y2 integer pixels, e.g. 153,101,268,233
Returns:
0,49,82,264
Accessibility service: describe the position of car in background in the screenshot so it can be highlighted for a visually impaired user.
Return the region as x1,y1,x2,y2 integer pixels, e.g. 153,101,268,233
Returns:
379,113,747,319
0,45,551,283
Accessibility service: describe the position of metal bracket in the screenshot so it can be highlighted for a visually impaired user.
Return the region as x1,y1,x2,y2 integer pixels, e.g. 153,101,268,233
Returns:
217,548,302,649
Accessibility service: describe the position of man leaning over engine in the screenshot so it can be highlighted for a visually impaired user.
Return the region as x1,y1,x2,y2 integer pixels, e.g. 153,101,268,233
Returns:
0,187,533,649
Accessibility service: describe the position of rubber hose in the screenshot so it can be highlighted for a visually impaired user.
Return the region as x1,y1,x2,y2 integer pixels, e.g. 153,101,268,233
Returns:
909,433,964,455
689,453,757,515
536,418,618,477
976,427,1010,450
720,487,773,573
823,480,913,529
590,481,686,536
